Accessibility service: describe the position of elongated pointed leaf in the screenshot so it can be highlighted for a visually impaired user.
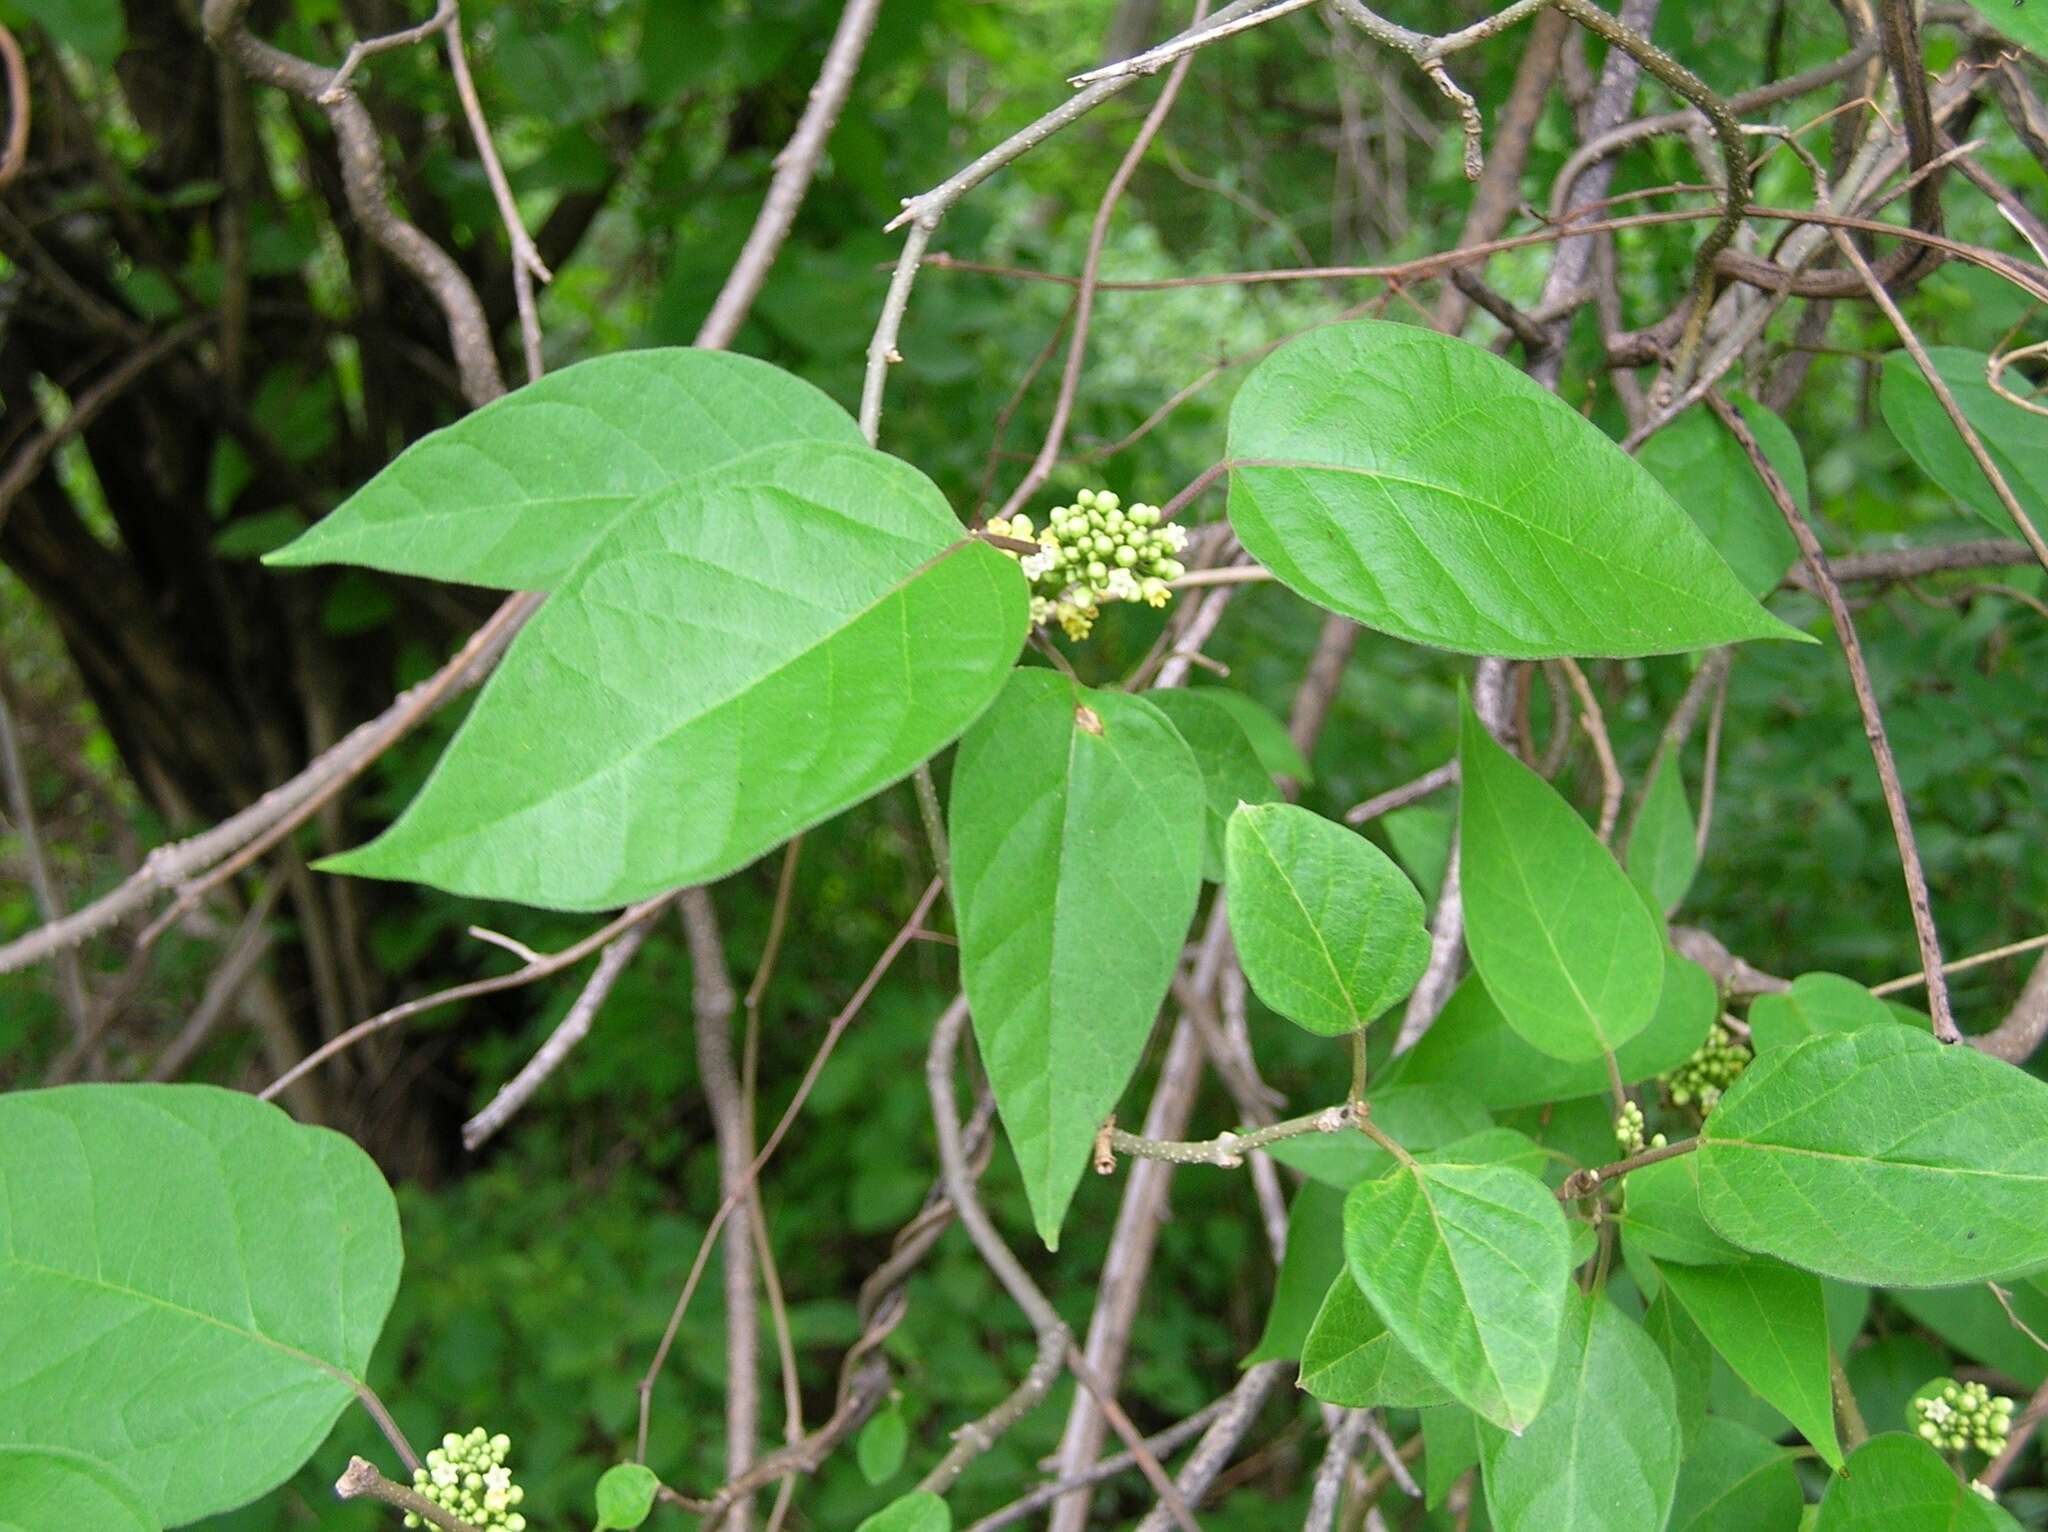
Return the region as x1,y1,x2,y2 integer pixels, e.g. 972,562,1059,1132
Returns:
1628,759,1699,915
1264,1084,1493,1188
1638,395,1804,597
1392,953,1714,1109
1459,703,1666,1061
1299,1271,1452,1407
1224,320,1805,657
1699,1027,2048,1285
325,445,1028,910
0,1085,401,1526
1149,691,1278,881
1480,1296,1681,1531
1658,1258,1842,1469
1343,1154,1570,1430
1192,688,1313,782
1669,1418,1803,1532
0,1448,157,1532
1226,802,1430,1035
269,349,863,588
1748,972,1899,1053
1815,1434,2022,1531
1879,347,2047,540
951,671,1204,1247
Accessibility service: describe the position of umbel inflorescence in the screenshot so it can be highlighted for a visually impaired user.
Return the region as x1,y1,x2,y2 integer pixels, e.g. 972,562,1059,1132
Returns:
405,1428,526,1531
1660,1021,1751,1113
985,488,1187,640
1913,1378,2015,1456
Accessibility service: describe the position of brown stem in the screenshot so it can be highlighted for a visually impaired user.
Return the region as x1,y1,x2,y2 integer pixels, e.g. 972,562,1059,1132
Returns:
334,1457,477,1532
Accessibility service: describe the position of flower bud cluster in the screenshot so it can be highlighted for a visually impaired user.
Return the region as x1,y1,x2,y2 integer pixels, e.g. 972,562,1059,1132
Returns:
1612,1100,1666,1156
1660,1022,1750,1113
405,1428,526,1531
985,488,1186,640
1914,1379,2014,1456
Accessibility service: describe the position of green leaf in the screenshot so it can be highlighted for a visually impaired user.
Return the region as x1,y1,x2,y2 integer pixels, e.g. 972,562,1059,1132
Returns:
1479,1296,1681,1529
324,446,1027,910
594,1463,662,1530
0,1084,402,1525
1225,802,1430,1036
1628,760,1699,915
1190,687,1312,783
1638,394,1804,596
1224,320,1805,657
269,350,862,588
1343,1154,1570,1430
1247,1181,1347,1364
1392,951,1715,1110
1382,803,1453,906
1262,1084,1493,1188
1956,0,2048,53
0,1447,156,1532
1643,1284,1712,1450
855,1491,952,1532
1657,1258,1843,1469
1879,347,2048,539
1668,1417,1804,1532
1149,691,1279,881
1814,1434,2022,1531
1889,1283,2048,1390
1748,973,1900,1053
1459,702,1667,1062
1699,1027,2048,1285
1299,1271,1455,1408
13,0,123,65
1421,1404,1483,1509
1619,1154,1749,1267
857,1404,909,1486
951,671,1204,1247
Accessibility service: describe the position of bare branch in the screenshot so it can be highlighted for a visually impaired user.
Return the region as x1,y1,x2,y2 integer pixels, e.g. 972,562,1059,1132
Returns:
334,1456,479,1532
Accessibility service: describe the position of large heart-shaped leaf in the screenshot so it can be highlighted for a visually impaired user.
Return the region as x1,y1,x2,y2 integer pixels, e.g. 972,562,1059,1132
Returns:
1699,1027,2048,1285
1479,1295,1681,1530
950,670,1204,1247
269,349,863,589
1815,1434,2022,1531
0,1085,401,1526
1299,1271,1452,1408
0,1448,157,1532
1225,802,1430,1036
1224,320,1805,657
325,444,1027,910
1637,395,1804,597
1459,702,1666,1062
1343,1153,1570,1430
1658,1257,1842,1469
1879,347,2048,540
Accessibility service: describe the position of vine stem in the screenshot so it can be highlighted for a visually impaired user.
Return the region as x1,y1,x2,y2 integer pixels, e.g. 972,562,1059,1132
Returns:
1098,1102,1356,1170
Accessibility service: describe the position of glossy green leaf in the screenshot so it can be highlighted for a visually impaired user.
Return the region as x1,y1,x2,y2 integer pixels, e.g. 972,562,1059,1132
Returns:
1699,1027,2048,1285
1879,347,2047,540
1658,1258,1842,1469
1149,691,1278,881
1298,1271,1453,1408
1392,951,1715,1109
1814,1434,2022,1531
0,1447,156,1532
1638,395,1804,596
1225,802,1430,1036
594,1463,661,1530
1247,1181,1347,1364
0,1084,401,1525
1343,1153,1570,1430
1262,1084,1493,1189
951,670,1204,1247
325,446,1027,910
1480,1296,1681,1529
269,349,862,588
1191,687,1312,783
1224,320,1804,657
1459,703,1666,1061
857,1404,909,1486
1748,973,1899,1054
1421,1404,1483,1509
1628,760,1699,915
1644,1284,1711,1450
1668,1417,1804,1532
1619,1154,1748,1267
855,1491,952,1532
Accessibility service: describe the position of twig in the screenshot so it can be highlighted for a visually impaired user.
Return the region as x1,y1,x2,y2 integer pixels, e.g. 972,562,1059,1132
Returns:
1305,1409,1370,1532
1345,761,1457,826
0,683,89,1041
1706,391,1959,1043
1557,1135,1700,1199
1557,658,1621,843
334,1456,478,1532
1359,1410,1419,1498
1798,540,2036,586
147,882,282,1081
964,1398,1230,1531
1694,660,1729,858
1969,953,2048,1067
1132,1360,1290,1531
315,0,455,101
1980,1372,2048,1489
697,0,885,349
1099,1102,1354,1168
1069,0,1318,86
1870,932,2048,996
0,23,27,192
460,917,655,1150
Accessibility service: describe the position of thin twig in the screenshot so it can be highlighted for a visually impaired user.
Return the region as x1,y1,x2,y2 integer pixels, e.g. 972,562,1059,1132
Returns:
1871,933,2048,997
1345,762,1457,826
1557,1136,1700,1199
1980,1372,2048,1489
0,683,89,1041
1557,658,1621,843
0,22,27,192
334,1456,477,1532
1304,1409,1370,1532
964,1399,1230,1531
316,0,455,101
1100,1102,1354,1169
